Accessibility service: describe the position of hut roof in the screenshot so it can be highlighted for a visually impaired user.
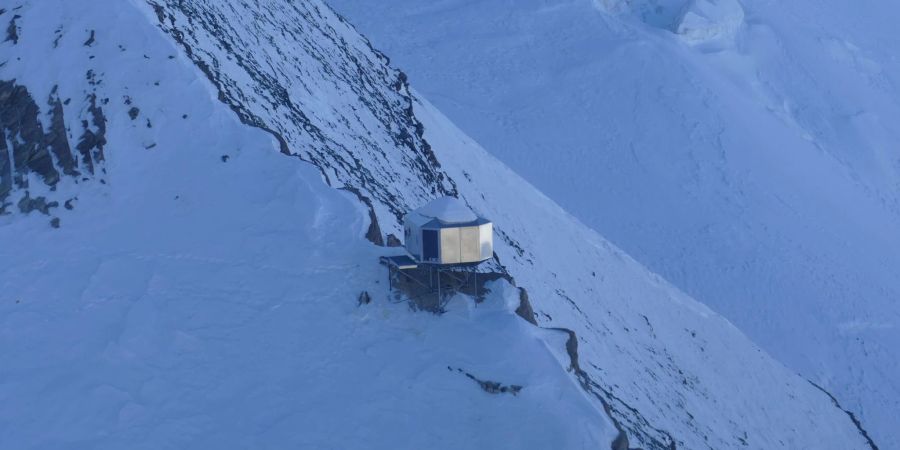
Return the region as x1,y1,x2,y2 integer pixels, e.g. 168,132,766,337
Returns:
410,197,478,224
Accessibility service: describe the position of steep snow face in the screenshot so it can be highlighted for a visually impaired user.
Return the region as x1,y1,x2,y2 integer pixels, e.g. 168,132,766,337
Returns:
414,95,873,450
144,0,456,241
328,0,900,446
0,0,878,449
0,0,454,239
138,0,875,447
0,1,618,448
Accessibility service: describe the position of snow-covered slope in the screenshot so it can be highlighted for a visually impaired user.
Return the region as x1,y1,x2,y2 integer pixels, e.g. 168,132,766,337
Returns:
0,118,615,449
415,96,874,449
328,0,900,446
0,2,617,448
0,0,879,449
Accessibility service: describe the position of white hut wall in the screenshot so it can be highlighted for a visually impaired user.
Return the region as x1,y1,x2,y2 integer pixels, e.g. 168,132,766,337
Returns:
404,223,422,259
459,226,481,262
440,227,461,264
479,222,493,260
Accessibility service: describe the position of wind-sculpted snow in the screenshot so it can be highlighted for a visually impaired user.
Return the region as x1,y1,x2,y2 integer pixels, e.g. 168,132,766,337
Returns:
146,0,455,243
592,0,745,41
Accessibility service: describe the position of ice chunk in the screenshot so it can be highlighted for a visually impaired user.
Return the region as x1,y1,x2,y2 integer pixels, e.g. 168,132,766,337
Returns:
674,0,744,45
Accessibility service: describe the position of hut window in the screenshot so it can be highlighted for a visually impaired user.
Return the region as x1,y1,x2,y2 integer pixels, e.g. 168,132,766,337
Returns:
423,229,439,261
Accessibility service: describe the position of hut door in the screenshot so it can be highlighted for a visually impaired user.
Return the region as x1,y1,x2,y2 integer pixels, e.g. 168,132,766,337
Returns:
423,229,439,261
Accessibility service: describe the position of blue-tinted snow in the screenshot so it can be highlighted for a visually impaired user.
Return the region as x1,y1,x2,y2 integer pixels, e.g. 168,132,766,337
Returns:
0,1,616,448
328,0,900,446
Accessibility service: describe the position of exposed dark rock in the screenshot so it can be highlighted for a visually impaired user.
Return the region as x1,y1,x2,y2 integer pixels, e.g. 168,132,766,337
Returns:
221,154,229,162
75,93,107,174
1,81,56,211
128,106,140,120
552,327,631,450
17,193,58,215
83,29,95,46
515,287,537,325
496,227,527,259
357,291,371,306
0,80,98,213
0,81,60,192
52,27,63,48
50,217,60,228
808,381,879,450
549,326,676,450
340,186,383,246
85,69,99,86
47,87,78,176
448,366,522,396
385,233,401,247
5,14,19,44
